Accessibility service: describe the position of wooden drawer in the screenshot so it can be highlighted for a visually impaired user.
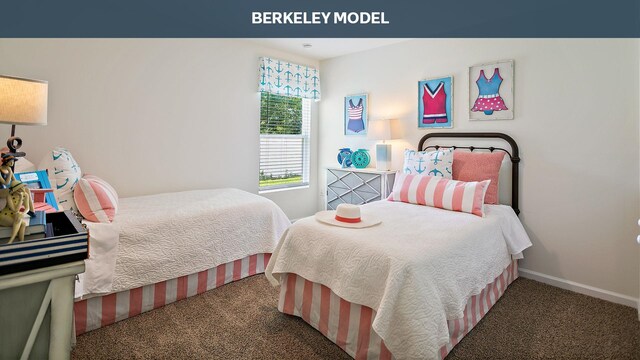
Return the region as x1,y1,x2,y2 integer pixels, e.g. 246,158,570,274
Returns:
353,189,382,203
328,169,382,191
326,168,395,209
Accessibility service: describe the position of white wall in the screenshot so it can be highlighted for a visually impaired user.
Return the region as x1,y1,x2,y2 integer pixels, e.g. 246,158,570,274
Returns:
0,39,319,220
318,39,640,299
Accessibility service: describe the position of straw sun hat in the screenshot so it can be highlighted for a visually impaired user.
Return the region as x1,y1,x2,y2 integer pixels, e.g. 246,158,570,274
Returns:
315,203,382,229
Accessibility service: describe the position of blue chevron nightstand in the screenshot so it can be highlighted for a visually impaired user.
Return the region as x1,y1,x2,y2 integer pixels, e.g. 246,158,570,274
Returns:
326,168,396,210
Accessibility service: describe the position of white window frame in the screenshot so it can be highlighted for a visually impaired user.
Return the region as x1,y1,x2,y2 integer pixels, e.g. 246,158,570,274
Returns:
259,97,311,193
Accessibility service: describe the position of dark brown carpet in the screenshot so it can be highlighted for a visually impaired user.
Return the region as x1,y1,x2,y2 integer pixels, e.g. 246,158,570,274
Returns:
72,276,640,360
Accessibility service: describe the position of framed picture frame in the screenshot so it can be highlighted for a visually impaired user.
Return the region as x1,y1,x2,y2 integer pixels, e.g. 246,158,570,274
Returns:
469,60,514,120
418,76,453,128
344,93,368,135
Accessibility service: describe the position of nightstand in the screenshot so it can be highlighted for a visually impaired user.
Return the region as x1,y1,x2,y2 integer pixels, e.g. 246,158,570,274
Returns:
326,168,396,210
0,261,84,359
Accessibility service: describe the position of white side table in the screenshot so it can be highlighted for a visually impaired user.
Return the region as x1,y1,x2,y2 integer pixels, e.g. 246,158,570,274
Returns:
326,167,396,210
0,261,84,360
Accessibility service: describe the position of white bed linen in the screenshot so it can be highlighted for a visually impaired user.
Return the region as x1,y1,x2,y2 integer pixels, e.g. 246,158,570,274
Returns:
77,188,290,298
75,221,120,298
266,201,531,360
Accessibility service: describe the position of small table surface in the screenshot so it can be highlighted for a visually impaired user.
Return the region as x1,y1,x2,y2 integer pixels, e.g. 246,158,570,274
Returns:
327,167,398,174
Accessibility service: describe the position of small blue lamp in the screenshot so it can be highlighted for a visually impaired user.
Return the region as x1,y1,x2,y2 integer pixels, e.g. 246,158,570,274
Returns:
367,118,396,171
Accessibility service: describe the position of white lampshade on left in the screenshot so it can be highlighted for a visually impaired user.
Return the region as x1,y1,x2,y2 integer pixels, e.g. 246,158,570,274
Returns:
0,75,48,166
0,75,48,126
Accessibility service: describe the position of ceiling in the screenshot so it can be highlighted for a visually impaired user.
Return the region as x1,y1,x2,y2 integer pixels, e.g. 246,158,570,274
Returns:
250,38,411,61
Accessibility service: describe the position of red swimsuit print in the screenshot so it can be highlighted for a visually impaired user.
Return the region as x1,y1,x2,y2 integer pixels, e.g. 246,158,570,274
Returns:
422,82,448,124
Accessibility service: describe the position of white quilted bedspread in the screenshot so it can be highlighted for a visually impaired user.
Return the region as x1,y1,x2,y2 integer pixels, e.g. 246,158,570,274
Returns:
266,201,531,360
79,188,290,298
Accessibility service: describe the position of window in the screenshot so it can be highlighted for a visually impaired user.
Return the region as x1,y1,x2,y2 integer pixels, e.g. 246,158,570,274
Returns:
259,92,311,191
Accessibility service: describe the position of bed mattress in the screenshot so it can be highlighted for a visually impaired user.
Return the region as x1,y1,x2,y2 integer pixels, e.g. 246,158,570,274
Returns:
78,188,290,298
266,200,531,359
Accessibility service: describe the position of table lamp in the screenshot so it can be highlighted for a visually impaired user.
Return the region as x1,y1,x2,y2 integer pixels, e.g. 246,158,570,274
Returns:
367,118,396,171
0,75,48,160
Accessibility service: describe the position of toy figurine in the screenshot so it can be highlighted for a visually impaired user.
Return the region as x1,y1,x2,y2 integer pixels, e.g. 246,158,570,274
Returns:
0,153,34,243
0,185,28,243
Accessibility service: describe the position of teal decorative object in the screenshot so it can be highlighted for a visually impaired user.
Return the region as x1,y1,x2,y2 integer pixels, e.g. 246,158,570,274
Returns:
337,148,353,168
351,149,370,169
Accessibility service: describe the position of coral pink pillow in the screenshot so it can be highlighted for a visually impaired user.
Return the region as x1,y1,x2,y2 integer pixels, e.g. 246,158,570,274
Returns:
73,175,119,223
388,172,490,217
452,151,505,205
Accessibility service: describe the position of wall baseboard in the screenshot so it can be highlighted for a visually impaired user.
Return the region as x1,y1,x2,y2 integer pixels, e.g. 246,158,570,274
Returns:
518,268,639,310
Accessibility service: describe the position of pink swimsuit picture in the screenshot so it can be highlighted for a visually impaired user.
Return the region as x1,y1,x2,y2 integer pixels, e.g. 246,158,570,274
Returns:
471,68,509,115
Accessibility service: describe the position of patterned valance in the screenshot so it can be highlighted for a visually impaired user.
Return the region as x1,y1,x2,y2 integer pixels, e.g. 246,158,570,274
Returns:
258,57,321,100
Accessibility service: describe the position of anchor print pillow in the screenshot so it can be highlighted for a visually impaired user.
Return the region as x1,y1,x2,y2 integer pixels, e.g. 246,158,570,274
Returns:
402,148,453,179
38,147,82,212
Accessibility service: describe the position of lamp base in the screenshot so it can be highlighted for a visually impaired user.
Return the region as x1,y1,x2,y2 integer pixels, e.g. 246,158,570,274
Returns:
376,143,392,171
4,125,26,173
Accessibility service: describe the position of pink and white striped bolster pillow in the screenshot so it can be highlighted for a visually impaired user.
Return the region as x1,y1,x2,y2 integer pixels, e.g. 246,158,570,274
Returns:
388,172,491,217
73,175,119,223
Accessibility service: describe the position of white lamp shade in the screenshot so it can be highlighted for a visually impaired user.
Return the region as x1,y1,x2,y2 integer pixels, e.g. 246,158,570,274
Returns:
367,119,392,140
0,75,48,126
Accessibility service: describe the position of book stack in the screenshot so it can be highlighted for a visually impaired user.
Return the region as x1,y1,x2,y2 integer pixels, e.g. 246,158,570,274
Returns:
0,211,51,245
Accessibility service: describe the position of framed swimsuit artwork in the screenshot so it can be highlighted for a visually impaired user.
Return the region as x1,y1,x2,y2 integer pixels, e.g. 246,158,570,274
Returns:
418,76,453,128
469,60,514,120
344,93,368,135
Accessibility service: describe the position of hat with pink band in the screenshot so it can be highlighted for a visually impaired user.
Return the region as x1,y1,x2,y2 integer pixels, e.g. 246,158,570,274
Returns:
315,204,382,229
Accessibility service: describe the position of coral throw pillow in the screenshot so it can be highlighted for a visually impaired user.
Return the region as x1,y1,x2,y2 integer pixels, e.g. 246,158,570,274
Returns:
74,175,119,223
388,172,490,217
452,151,505,205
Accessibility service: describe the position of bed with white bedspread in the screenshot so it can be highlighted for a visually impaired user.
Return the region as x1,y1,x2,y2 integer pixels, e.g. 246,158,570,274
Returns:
266,201,530,359
266,132,532,360
77,188,291,299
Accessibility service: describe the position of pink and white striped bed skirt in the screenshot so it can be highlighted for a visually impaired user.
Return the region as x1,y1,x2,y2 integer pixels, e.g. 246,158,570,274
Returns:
278,260,518,360
74,253,271,336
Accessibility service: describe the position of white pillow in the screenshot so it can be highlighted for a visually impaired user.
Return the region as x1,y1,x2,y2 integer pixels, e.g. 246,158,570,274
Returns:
39,147,82,212
403,148,453,178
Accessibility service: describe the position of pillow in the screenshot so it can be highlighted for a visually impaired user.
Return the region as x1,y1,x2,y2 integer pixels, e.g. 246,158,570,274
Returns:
38,147,82,212
402,148,453,178
73,175,119,223
452,151,505,205
388,172,490,217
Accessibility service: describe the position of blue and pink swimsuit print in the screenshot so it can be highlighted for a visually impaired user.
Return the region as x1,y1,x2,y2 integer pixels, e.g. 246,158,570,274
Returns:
347,98,365,133
471,68,508,115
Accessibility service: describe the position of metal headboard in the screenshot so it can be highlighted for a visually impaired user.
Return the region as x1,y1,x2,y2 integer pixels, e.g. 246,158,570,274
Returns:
417,132,521,215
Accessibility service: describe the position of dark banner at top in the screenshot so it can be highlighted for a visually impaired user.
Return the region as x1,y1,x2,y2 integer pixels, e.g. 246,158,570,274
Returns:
1,0,639,38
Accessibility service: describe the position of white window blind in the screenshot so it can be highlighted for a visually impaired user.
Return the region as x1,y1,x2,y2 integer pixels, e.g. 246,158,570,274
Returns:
259,92,311,191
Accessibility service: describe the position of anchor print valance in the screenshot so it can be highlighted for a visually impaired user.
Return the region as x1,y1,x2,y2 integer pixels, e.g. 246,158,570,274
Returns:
258,57,321,100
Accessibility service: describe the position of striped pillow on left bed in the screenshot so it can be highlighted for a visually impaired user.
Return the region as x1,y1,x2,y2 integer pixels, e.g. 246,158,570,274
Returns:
388,172,490,217
73,175,119,223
